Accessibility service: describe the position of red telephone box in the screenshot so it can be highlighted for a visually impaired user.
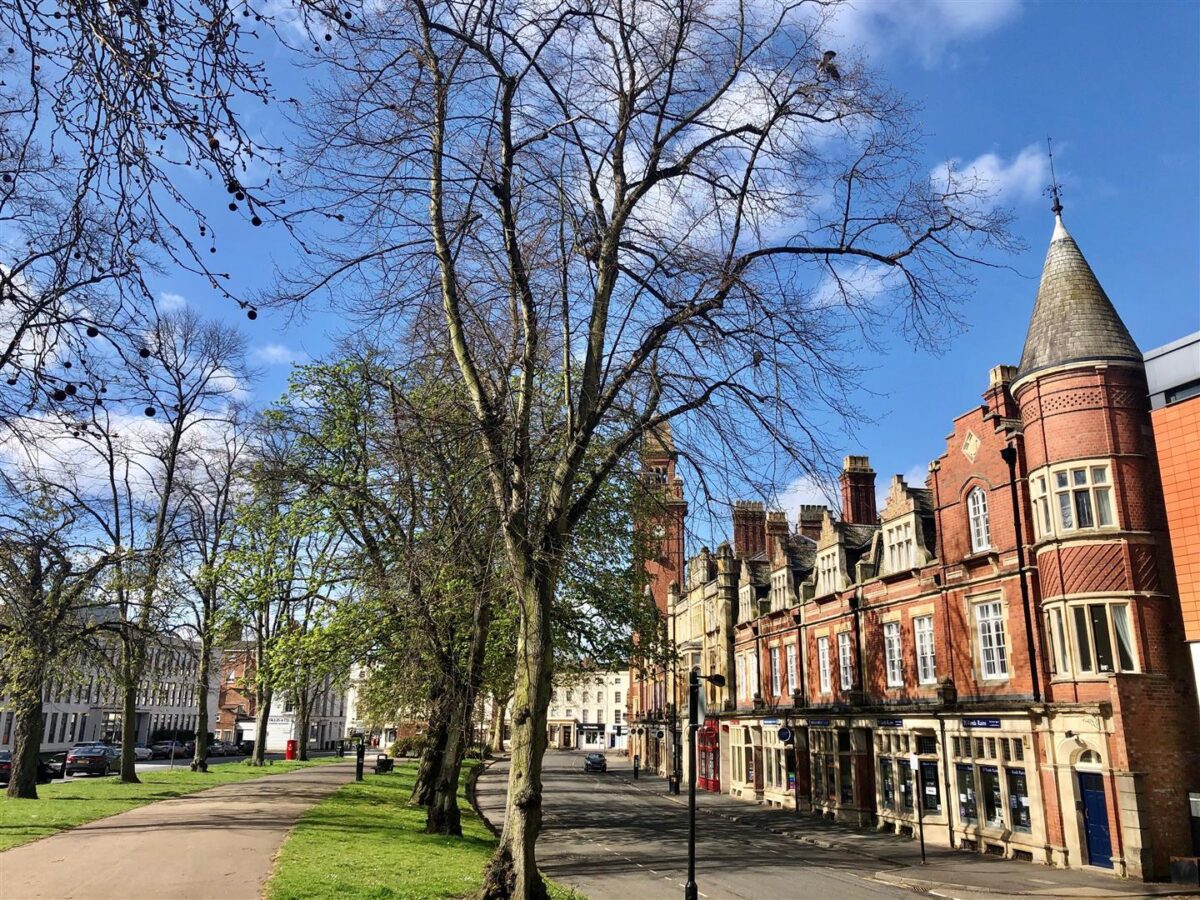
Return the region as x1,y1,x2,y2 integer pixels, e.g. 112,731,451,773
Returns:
285,739,298,760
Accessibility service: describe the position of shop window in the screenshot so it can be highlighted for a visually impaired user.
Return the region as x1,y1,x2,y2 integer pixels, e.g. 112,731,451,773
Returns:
920,759,941,812
957,764,978,824
1007,768,1031,832
980,765,1004,828
839,754,853,803
975,600,1009,679
899,763,914,811
837,729,851,752
883,622,903,687
916,734,937,755
967,487,991,553
880,757,895,810
826,757,837,800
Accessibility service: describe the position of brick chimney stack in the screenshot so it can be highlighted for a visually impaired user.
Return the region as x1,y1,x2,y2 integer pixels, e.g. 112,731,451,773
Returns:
797,505,825,542
840,456,877,525
765,510,790,566
731,501,767,558
983,364,1020,421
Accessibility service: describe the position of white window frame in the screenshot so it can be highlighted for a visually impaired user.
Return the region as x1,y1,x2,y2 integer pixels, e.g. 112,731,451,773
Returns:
816,550,840,595
785,644,798,694
817,637,832,694
884,517,916,574
883,622,903,687
736,655,747,702
1030,461,1115,539
770,646,781,696
914,615,937,685
1067,601,1138,675
975,600,1009,680
837,632,854,691
967,487,991,553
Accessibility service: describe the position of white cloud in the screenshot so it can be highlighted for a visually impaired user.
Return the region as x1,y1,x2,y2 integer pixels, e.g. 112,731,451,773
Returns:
931,144,1049,210
777,473,839,519
253,343,306,365
830,0,1021,68
159,292,187,311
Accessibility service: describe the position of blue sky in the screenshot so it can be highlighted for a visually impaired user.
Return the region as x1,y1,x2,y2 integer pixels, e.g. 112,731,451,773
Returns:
149,0,1199,550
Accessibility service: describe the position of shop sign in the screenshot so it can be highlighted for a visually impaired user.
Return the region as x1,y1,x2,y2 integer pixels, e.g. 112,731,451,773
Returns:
777,727,793,743
808,718,830,726
763,718,780,726
962,717,1001,729
877,717,903,728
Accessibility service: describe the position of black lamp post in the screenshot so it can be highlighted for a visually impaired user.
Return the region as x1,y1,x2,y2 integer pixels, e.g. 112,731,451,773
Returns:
685,668,726,900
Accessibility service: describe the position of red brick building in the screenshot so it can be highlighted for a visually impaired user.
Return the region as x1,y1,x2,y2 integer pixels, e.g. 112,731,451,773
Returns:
710,212,1200,880
628,424,688,775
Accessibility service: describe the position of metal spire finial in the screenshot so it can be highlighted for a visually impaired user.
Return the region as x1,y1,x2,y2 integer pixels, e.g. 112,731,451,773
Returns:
1046,136,1064,216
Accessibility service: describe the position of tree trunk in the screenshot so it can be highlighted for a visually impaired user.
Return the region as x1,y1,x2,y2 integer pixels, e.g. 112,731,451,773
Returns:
480,575,553,900
6,677,45,799
427,696,467,835
191,635,212,772
119,643,142,783
411,687,450,807
489,694,509,754
252,686,272,765
297,692,311,762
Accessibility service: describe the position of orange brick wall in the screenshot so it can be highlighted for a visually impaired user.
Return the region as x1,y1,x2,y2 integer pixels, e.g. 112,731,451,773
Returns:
1152,396,1200,642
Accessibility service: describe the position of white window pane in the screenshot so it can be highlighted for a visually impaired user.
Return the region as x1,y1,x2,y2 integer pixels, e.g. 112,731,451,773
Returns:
1096,488,1113,527
1091,466,1107,484
1058,493,1074,529
1112,605,1136,672
1072,468,1087,486
1056,472,1069,489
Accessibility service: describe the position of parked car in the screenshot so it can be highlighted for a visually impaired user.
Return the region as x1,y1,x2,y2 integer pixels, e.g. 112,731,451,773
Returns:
583,752,607,773
133,745,154,761
44,752,67,779
0,751,55,784
150,741,188,759
65,744,120,776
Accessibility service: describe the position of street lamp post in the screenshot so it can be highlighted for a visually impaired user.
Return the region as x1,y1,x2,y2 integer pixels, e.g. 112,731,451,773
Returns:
685,668,725,900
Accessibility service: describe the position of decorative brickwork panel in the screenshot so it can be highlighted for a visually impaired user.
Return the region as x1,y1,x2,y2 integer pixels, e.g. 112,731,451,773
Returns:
1058,543,1125,596
1128,544,1161,594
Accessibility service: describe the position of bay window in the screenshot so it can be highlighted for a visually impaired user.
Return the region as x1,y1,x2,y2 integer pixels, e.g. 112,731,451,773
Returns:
1031,462,1115,538
1072,602,1137,674
884,518,915,573
816,550,840,595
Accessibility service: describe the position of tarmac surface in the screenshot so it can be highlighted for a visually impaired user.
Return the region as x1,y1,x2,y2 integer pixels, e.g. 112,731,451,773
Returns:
476,750,1199,900
0,760,356,900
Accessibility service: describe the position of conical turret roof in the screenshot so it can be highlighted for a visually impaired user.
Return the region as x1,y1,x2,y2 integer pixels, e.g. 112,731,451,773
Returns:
1017,216,1141,379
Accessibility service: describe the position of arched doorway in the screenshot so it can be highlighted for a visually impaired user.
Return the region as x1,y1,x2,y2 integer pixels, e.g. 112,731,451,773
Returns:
1075,749,1112,868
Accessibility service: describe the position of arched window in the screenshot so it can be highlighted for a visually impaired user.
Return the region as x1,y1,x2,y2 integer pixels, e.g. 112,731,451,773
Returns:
1077,749,1101,766
968,487,991,552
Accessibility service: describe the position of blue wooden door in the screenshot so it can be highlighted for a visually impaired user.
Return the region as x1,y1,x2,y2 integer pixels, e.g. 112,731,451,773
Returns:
1078,772,1113,868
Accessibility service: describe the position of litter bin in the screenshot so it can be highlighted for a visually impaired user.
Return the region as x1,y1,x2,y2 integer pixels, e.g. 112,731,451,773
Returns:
285,739,298,760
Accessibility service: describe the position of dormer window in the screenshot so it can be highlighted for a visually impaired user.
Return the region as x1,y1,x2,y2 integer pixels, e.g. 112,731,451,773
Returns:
967,487,991,552
884,519,915,573
816,550,839,595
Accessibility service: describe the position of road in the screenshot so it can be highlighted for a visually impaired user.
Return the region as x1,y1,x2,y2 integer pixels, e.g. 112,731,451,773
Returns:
476,750,912,900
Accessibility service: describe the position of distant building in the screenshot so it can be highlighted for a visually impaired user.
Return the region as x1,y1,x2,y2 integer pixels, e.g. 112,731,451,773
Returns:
1146,331,1200,716
215,643,348,752
0,637,218,752
545,668,630,751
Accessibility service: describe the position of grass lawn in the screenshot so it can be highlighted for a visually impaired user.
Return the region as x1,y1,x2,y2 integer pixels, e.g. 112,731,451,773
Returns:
267,762,581,900
0,755,345,852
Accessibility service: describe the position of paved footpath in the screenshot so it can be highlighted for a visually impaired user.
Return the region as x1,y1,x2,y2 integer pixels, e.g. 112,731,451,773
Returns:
0,761,356,900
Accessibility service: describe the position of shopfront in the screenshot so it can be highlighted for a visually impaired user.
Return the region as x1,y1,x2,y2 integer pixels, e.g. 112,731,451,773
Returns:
808,717,874,826
698,717,721,791
761,719,799,809
728,720,762,801
873,717,945,840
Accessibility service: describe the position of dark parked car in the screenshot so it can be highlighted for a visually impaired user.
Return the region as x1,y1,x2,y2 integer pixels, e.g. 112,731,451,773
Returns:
0,751,55,784
65,744,119,776
44,752,67,779
583,752,607,773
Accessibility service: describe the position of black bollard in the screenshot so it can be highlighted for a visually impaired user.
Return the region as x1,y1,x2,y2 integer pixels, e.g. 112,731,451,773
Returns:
355,741,365,781
633,754,640,780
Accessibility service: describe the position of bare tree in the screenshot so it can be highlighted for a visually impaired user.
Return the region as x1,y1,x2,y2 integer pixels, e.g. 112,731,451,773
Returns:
274,1,1016,894
176,407,255,771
